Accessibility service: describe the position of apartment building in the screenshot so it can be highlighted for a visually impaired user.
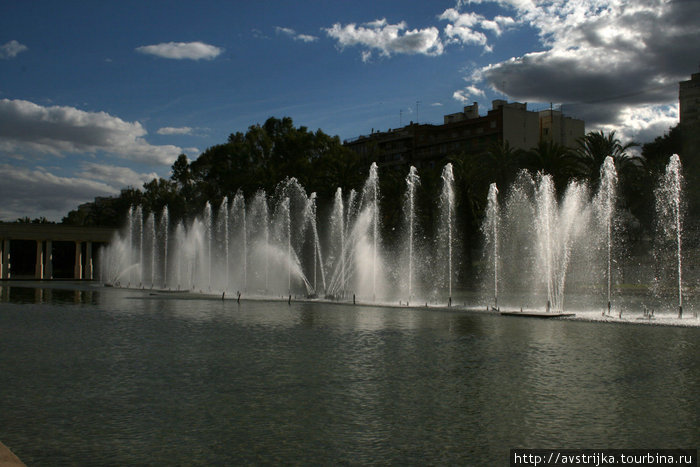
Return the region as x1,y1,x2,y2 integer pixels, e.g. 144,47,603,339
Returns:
344,100,584,169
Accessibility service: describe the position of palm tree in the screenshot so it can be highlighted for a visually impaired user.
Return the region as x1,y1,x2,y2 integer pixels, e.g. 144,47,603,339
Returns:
574,130,640,189
478,141,520,192
521,140,578,194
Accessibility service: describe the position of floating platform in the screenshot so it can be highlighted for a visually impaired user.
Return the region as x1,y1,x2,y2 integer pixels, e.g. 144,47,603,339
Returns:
500,310,575,318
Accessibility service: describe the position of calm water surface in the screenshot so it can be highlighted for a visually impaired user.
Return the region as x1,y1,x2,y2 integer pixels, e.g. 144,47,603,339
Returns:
0,284,698,465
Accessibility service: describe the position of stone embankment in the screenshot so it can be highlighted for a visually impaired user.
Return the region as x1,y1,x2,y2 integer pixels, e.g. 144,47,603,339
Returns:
0,442,25,467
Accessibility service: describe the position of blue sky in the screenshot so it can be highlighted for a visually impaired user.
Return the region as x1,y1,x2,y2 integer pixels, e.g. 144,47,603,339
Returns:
1,0,698,221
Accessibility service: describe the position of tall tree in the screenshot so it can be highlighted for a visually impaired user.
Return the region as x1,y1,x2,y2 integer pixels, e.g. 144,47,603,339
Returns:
574,130,639,189
477,141,521,193
521,140,577,194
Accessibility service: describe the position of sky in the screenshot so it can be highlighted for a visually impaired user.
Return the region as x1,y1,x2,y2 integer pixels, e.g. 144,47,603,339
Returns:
1,0,698,221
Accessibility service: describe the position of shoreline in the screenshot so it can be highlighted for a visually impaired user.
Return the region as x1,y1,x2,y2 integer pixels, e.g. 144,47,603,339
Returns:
2,280,698,328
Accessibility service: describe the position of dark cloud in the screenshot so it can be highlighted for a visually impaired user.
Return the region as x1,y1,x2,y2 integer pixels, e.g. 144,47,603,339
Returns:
473,0,698,138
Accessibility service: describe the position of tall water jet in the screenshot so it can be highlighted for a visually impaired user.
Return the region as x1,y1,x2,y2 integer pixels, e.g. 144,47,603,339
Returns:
134,206,144,286
483,183,500,309
499,171,537,305
534,175,590,312
403,166,420,301
282,197,292,293
145,212,156,287
248,190,270,292
326,188,346,297
438,163,456,305
344,189,359,296
126,206,134,285
218,197,229,290
327,188,365,299
173,221,185,290
231,191,247,292
363,163,381,301
304,193,325,295
336,164,387,301
655,154,684,318
372,171,378,300
593,157,618,314
535,175,556,309
159,207,169,288
203,202,213,290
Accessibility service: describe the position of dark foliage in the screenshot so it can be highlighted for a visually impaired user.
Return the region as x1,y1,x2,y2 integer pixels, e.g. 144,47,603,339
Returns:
63,117,682,268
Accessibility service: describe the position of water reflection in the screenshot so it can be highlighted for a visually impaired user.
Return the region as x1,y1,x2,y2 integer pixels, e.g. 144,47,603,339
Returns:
0,284,99,305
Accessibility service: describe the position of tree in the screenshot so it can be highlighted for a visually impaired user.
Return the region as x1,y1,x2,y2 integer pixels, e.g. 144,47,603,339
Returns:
574,130,640,189
521,140,577,194
641,125,683,179
477,141,521,193
171,154,190,185
142,178,187,221
634,124,685,229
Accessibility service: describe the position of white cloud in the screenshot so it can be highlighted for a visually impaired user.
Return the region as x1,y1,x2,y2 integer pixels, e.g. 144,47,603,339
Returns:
438,8,515,52
0,40,28,59
157,126,193,135
275,26,318,43
0,99,183,166
0,163,119,222
296,34,319,43
467,84,486,97
77,162,158,189
455,85,486,103
453,90,471,103
459,0,699,142
135,41,223,60
444,23,489,49
324,18,444,61
596,104,679,145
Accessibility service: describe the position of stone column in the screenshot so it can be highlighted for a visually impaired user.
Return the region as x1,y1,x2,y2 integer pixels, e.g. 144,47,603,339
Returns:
1,239,10,279
74,241,83,279
85,241,93,280
35,240,44,279
45,240,53,279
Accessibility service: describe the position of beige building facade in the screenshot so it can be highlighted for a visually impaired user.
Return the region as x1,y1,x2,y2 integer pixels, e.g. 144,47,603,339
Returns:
345,100,584,169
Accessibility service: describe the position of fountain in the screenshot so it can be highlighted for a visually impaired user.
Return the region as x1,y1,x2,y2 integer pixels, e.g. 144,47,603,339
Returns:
326,188,346,299
100,156,693,320
159,207,169,288
437,163,457,306
217,197,229,290
134,206,143,287
592,157,618,315
483,183,499,310
230,191,246,292
363,162,381,301
203,202,212,290
145,211,156,287
402,166,420,303
484,171,589,314
654,154,684,318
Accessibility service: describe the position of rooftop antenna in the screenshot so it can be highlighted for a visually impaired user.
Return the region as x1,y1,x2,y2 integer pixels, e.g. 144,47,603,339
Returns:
400,109,403,127
416,100,422,123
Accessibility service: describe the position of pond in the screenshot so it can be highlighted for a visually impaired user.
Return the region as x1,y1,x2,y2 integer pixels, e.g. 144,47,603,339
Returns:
0,283,698,464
